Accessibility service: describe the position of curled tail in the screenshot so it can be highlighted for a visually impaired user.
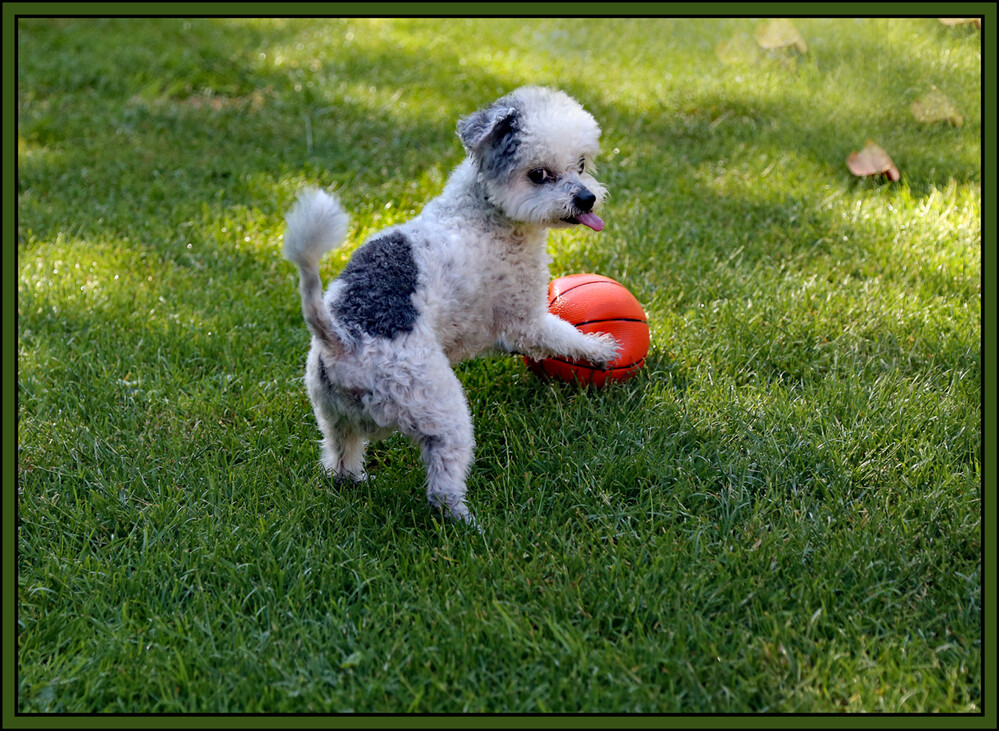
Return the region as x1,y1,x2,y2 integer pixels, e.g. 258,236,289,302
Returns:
283,188,350,356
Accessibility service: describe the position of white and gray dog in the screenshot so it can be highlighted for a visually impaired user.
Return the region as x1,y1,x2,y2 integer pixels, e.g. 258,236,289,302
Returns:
284,86,618,525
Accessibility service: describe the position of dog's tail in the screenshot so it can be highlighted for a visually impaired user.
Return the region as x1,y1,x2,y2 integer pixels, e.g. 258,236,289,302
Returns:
283,188,349,357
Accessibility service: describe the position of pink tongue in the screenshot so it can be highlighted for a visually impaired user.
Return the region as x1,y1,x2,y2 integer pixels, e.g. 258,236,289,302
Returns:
576,212,604,232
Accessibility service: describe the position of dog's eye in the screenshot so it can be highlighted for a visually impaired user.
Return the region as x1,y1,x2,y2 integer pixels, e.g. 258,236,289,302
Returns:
577,158,586,173
528,168,553,184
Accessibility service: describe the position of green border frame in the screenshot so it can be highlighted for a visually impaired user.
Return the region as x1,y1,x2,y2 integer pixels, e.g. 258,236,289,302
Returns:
4,3,994,728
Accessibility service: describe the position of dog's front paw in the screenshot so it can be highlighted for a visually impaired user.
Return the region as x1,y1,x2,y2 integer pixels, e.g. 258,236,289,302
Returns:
584,332,620,369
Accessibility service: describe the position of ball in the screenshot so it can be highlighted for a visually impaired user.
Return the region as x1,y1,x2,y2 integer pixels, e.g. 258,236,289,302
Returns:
524,273,650,387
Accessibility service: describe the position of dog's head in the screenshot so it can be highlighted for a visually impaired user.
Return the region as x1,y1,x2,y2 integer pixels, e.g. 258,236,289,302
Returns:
457,86,606,231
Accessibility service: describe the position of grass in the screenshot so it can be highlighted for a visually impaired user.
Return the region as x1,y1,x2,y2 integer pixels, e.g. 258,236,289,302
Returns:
15,16,982,714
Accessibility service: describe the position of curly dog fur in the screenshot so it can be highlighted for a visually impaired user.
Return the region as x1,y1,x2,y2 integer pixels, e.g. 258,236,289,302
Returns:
284,87,617,525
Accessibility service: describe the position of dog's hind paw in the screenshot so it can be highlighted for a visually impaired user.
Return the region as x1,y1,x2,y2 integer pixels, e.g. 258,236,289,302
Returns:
433,498,482,532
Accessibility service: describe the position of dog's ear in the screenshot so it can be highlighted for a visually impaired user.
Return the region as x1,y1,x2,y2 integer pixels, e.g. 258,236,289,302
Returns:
457,104,520,156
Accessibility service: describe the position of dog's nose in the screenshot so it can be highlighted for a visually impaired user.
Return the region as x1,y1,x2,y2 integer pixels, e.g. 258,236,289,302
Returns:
573,189,597,213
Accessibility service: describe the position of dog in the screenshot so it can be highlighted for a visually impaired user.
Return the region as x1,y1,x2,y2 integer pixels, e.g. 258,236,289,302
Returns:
283,86,618,526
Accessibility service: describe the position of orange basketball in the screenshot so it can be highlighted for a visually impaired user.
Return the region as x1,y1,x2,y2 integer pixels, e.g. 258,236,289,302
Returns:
524,273,650,387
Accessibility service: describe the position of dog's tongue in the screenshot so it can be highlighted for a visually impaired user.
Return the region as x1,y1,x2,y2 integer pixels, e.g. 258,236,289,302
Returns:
576,212,604,232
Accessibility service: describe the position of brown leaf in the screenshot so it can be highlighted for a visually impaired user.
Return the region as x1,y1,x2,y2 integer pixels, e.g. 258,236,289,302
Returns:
755,19,808,54
911,88,963,126
847,140,900,182
939,18,982,29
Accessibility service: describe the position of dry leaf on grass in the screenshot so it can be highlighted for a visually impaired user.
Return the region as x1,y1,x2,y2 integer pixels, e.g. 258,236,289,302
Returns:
939,18,982,29
755,19,808,54
911,88,963,126
847,140,900,182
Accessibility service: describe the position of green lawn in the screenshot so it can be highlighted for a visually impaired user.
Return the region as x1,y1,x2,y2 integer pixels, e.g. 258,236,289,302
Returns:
16,16,982,713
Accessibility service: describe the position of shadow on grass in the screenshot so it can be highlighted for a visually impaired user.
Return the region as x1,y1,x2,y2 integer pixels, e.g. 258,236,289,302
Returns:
18,16,980,525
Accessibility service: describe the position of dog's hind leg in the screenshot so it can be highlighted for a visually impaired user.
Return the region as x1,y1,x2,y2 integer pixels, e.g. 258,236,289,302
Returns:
319,423,368,482
384,358,477,524
312,400,368,482
417,419,476,524
305,352,369,482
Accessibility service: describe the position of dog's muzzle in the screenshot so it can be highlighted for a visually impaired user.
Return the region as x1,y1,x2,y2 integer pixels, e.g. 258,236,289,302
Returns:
563,189,604,231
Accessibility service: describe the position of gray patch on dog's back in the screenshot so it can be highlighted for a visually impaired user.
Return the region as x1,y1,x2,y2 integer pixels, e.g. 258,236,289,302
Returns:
333,231,419,339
